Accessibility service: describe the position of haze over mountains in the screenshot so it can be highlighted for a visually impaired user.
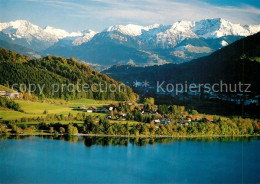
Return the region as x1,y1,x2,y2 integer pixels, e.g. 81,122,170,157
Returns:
0,18,260,66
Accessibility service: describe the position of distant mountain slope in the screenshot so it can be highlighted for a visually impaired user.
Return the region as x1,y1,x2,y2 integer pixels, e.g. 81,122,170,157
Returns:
0,48,138,101
0,47,31,63
45,31,169,66
104,32,260,93
1,18,260,66
0,40,41,58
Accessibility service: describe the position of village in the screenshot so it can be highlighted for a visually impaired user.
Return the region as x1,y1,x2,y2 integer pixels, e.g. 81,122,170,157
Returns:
79,99,214,126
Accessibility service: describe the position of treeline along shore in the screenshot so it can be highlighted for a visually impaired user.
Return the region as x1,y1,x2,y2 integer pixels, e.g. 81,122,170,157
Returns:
1,112,259,137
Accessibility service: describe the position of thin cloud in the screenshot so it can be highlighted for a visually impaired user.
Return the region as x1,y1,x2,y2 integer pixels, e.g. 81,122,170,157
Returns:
24,0,260,30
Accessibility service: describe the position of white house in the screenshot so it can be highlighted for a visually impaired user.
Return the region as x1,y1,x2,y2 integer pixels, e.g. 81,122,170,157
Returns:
106,115,112,119
154,119,160,123
7,91,20,99
86,109,93,113
86,106,97,113
160,119,171,124
0,90,20,99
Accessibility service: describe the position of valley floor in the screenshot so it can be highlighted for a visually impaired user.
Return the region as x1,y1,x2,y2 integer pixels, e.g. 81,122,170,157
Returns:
0,98,259,137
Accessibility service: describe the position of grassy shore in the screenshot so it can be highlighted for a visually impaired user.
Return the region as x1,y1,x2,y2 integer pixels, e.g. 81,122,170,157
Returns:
1,132,259,138
1,98,259,138
0,98,126,123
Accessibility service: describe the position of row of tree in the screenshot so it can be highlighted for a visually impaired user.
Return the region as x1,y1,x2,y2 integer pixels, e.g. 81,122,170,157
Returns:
1,116,259,136
0,97,23,112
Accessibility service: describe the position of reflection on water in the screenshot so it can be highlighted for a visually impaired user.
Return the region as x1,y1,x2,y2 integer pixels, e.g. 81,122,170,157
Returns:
0,135,258,147
1,134,259,184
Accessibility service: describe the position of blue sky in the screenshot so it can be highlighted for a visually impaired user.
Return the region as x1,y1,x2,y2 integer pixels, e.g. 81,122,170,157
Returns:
0,0,259,32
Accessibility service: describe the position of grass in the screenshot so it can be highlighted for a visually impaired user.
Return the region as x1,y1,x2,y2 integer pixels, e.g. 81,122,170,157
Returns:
109,120,140,125
0,98,113,123
0,108,40,120
17,100,73,115
0,98,142,126
0,99,222,125
68,99,118,107
17,121,84,125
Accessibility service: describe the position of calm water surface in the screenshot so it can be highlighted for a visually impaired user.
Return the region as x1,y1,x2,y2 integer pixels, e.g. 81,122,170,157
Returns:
0,136,259,184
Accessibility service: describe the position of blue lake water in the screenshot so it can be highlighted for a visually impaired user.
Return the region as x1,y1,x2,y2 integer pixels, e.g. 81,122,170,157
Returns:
0,136,259,184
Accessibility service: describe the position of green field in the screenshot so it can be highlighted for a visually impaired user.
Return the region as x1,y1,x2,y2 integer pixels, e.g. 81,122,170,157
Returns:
68,99,118,107
0,99,141,125
17,121,84,125
0,99,111,121
0,108,40,120
109,120,141,125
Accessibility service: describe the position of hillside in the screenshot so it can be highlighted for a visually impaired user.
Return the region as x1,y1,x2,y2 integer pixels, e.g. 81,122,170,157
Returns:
104,32,260,93
0,48,138,101
0,47,31,63
0,40,41,59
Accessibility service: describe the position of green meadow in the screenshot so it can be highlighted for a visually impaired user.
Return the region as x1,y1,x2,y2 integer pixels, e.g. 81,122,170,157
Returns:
0,99,111,121
0,99,140,125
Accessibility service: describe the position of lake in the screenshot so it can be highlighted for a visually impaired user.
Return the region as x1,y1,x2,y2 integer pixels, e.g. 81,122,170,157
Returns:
0,136,259,183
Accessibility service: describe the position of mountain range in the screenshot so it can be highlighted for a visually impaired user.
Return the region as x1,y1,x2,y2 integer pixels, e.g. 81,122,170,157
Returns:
1,18,260,66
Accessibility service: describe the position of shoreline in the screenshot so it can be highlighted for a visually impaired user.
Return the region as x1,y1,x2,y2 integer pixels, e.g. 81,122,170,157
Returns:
1,133,259,138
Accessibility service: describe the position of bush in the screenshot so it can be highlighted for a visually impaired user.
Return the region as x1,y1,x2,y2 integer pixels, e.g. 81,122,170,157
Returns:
67,124,78,135
0,97,23,112
11,125,22,134
59,127,66,134
191,110,198,115
0,124,8,134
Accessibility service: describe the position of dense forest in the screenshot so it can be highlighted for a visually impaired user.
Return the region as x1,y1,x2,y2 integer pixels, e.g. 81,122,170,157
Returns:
0,48,138,101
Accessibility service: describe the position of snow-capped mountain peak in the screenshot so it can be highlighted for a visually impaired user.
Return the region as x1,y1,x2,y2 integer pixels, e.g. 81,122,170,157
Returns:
0,18,260,55
146,24,161,30
72,29,98,46
44,26,83,39
152,21,197,48
105,24,162,37
44,26,70,39
244,24,260,35
170,20,195,31
0,19,58,44
0,20,97,50
0,19,32,31
192,18,250,38
106,24,147,36
0,19,40,34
